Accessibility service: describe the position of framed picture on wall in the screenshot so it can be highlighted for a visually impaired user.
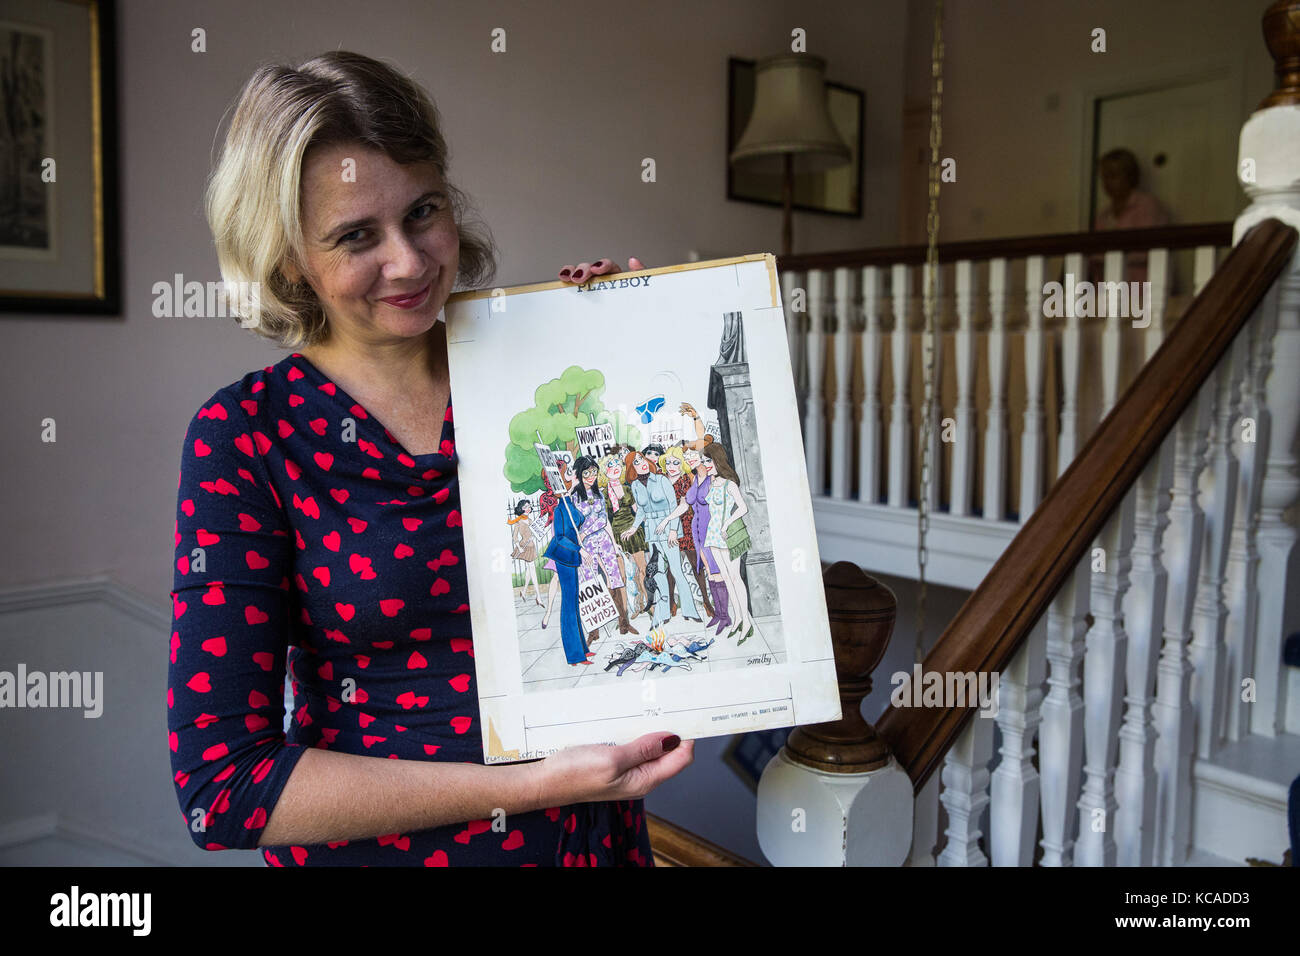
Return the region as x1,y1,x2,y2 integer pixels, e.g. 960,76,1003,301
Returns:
726,56,864,218
0,0,120,314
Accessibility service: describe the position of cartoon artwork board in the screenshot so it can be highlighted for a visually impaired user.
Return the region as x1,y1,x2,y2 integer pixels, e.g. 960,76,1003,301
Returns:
444,253,839,762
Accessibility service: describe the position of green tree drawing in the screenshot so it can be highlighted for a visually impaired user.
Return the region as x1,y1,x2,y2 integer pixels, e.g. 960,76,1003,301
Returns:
504,365,644,494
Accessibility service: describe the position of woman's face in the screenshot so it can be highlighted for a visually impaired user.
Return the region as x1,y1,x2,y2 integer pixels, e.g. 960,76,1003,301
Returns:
605,460,621,482
521,502,531,516
702,455,716,475
288,142,460,347
665,456,681,478
684,449,701,472
582,466,597,489
633,453,649,475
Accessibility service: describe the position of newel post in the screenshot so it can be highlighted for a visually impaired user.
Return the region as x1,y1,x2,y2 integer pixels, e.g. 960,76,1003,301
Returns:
756,562,913,865
1235,0,1300,736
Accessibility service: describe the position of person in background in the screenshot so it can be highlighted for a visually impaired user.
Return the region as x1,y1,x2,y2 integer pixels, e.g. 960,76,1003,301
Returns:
1092,147,1170,284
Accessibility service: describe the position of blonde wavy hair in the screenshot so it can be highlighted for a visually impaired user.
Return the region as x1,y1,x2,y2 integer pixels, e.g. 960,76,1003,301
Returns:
205,50,497,348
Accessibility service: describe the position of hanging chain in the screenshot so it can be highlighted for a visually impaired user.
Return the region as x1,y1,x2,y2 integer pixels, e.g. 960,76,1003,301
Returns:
916,0,944,664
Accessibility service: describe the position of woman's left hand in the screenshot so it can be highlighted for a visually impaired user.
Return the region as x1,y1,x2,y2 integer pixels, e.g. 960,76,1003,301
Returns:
558,257,645,284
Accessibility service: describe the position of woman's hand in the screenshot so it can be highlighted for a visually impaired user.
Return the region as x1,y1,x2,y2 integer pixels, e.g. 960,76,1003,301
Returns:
528,732,694,805
558,257,646,284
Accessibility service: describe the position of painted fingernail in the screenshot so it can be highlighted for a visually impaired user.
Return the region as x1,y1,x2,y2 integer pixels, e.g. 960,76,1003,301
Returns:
572,269,585,281
559,267,571,279
592,259,606,269
662,735,680,753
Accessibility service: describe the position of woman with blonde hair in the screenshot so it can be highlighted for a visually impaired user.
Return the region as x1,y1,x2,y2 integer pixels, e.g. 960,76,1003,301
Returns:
168,50,690,868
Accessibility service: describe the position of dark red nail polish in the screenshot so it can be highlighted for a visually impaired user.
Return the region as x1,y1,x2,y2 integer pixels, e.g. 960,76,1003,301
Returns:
662,735,680,753
559,268,571,278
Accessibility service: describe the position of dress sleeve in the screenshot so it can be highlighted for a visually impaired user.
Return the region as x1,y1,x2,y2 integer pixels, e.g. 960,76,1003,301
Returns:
167,393,308,850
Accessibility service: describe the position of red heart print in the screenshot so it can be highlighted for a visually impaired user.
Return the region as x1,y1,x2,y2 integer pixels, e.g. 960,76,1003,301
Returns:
347,517,367,534
423,744,441,756
354,654,370,668
335,603,355,621
409,628,431,641
394,543,414,559
277,419,294,438
170,631,180,662
246,551,270,569
245,606,269,625
323,628,349,643
430,578,450,596
424,851,449,867
450,715,472,734
291,846,308,865
381,599,405,617
398,453,415,468
240,400,258,416
348,401,365,417
169,731,178,752
447,509,462,527
202,742,229,761
234,433,255,457
285,459,302,480
407,651,427,669
212,478,240,496
363,467,380,480
318,661,333,680
450,638,474,657
502,830,525,850
245,714,269,733
448,673,471,693
309,418,327,436
245,807,268,829
315,452,334,471
194,439,212,457
358,713,376,728
312,566,330,586
177,555,189,575
187,672,211,693
253,432,271,455
196,529,220,546
318,382,335,396
249,689,269,708
330,488,348,504
201,636,227,656
396,691,429,710
323,531,341,552
433,487,450,504
203,585,225,605
403,518,422,532
253,652,274,671
181,499,195,516
362,735,386,748
238,513,262,531
195,712,218,729
289,394,304,407
287,366,304,381
251,758,273,783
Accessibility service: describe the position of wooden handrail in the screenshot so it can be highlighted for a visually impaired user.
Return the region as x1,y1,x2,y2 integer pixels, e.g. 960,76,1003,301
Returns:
647,813,758,866
777,221,1231,273
874,217,1297,791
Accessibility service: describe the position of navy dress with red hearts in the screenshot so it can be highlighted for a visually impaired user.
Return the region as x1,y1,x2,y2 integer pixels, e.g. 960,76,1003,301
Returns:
168,352,653,866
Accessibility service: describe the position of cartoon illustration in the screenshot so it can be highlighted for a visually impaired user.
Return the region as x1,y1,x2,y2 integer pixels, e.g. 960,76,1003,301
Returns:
494,309,786,693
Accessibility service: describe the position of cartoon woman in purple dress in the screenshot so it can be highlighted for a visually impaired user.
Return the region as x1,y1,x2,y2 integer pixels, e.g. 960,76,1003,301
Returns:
571,455,636,637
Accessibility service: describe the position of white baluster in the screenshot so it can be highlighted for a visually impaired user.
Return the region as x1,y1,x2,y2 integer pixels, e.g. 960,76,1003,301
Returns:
984,258,1009,521
1192,246,1217,296
858,266,884,504
830,267,855,500
888,263,912,509
1145,248,1171,360
921,261,945,512
938,711,995,866
1252,267,1300,736
906,773,940,866
1075,491,1136,866
1039,557,1090,866
1153,386,1212,867
1059,252,1084,472
1223,314,1267,742
805,270,827,496
1190,334,1247,758
1020,255,1046,519
951,260,978,515
990,618,1046,866
1116,439,1174,866
1101,250,1125,412
783,270,806,431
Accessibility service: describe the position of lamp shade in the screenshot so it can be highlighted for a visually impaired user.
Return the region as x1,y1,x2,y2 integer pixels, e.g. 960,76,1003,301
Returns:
730,53,851,175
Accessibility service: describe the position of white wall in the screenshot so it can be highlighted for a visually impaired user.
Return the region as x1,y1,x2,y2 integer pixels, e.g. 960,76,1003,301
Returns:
898,0,1275,243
